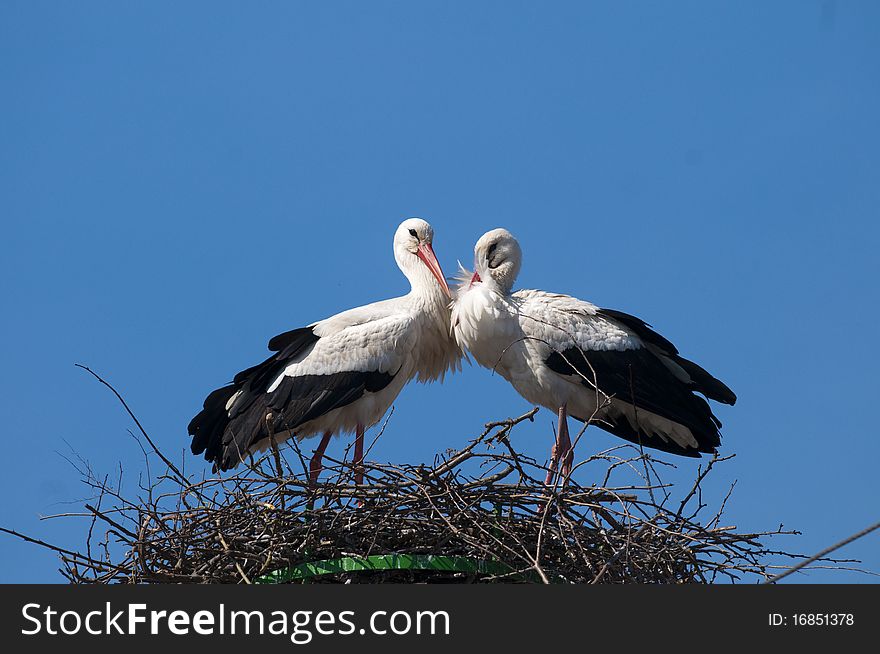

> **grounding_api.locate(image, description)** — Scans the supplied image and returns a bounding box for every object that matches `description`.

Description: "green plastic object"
[255,554,542,584]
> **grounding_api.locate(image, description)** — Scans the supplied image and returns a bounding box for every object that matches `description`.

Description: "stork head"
[394,218,452,298]
[471,228,522,295]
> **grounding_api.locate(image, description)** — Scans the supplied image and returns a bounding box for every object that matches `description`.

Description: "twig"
[763,520,880,584]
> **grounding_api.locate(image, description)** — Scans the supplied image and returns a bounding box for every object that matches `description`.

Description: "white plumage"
[452,228,736,481]
[189,218,461,483]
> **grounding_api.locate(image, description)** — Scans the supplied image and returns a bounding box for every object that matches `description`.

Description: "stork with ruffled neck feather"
[452,228,736,484]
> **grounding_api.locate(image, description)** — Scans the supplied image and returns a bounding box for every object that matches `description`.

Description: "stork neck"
[409,275,449,311]
[406,263,439,295]
[396,246,450,324]
[407,273,452,334]
[477,274,513,298]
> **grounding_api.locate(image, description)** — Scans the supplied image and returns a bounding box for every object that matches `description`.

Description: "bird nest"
[9,406,821,584]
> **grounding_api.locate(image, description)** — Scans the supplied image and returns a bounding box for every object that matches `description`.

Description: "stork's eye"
[408,228,418,239]
[487,243,498,256]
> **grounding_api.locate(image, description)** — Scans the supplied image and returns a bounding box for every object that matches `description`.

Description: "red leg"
[309,431,333,488]
[559,407,573,480]
[544,406,565,486]
[353,423,365,486]
[544,405,573,484]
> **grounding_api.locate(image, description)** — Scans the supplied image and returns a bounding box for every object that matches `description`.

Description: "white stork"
[189,218,461,485]
[451,228,736,483]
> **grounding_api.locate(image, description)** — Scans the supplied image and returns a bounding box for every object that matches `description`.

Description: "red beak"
[469,271,481,288]
[416,243,452,299]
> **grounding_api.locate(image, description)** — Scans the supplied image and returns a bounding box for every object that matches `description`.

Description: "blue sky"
[1,1,878,582]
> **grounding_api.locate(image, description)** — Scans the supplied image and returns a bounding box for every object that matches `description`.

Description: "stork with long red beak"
[189,218,461,486]
[452,228,736,485]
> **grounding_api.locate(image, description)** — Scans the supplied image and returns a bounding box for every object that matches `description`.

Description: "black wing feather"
[597,308,737,405]
[545,345,723,455]
[188,326,396,472]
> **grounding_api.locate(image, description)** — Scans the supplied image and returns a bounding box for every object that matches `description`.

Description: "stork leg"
[353,423,365,486]
[544,405,572,486]
[309,431,333,488]
[559,407,573,480]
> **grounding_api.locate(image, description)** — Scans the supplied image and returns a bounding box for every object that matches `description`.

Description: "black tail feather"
[598,306,737,405]
[188,327,320,471]
[672,354,737,405]
[188,385,241,467]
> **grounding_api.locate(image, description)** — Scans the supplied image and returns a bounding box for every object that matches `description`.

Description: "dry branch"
[0,365,859,583]
[7,407,838,584]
